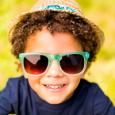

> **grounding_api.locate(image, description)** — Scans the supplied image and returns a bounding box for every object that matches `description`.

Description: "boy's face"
[24,28,84,104]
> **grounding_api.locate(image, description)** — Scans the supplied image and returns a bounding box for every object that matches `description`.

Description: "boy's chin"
[44,98,66,105]
[40,94,72,105]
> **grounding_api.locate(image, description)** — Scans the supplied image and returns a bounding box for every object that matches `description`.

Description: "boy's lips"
[44,84,66,88]
[43,83,67,92]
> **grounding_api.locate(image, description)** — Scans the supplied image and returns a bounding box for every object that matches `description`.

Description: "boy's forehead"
[25,29,83,53]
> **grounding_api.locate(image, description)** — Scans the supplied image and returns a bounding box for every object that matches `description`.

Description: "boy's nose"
[46,60,63,77]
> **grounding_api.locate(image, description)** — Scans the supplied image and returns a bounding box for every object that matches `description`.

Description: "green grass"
[0,0,115,106]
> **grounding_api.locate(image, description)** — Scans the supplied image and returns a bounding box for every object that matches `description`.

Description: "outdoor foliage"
[0,0,115,106]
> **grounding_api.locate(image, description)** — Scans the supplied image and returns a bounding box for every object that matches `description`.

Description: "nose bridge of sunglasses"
[49,54,62,62]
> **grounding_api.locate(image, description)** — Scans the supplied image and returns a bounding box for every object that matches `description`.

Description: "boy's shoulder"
[79,78,101,94]
[79,79,114,115]
[7,75,27,86]
[4,75,27,91]
[80,79,111,105]
[0,76,28,102]
[7,75,26,83]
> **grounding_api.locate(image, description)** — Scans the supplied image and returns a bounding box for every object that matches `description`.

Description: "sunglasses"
[19,52,90,77]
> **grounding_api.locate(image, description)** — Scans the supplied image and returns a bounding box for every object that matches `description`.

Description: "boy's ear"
[15,60,28,79]
[15,60,22,72]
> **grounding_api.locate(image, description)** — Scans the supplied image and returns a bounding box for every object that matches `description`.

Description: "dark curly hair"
[9,10,101,67]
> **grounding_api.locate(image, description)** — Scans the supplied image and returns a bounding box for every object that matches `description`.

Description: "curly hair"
[9,10,101,65]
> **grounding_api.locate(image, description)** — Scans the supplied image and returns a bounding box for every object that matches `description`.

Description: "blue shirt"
[0,76,115,115]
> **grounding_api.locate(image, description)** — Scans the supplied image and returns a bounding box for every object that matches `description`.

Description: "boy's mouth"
[43,84,67,92]
[44,84,66,89]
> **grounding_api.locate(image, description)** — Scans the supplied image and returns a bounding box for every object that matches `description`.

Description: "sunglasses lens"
[24,54,48,75]
[60,54,84,74]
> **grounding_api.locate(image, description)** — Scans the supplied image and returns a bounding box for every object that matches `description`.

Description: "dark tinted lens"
[24,54,48,75]
[60,54,84,74]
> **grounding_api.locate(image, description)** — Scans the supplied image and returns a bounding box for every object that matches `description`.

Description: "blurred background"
[0,0,115,105]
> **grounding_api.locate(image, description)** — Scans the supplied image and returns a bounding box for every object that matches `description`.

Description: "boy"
[0,0,115,115]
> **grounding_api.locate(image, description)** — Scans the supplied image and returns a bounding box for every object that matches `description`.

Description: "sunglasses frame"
[19,52,90,77]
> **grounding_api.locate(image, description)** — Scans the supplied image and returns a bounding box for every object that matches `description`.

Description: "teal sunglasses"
[19,52,90,76]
